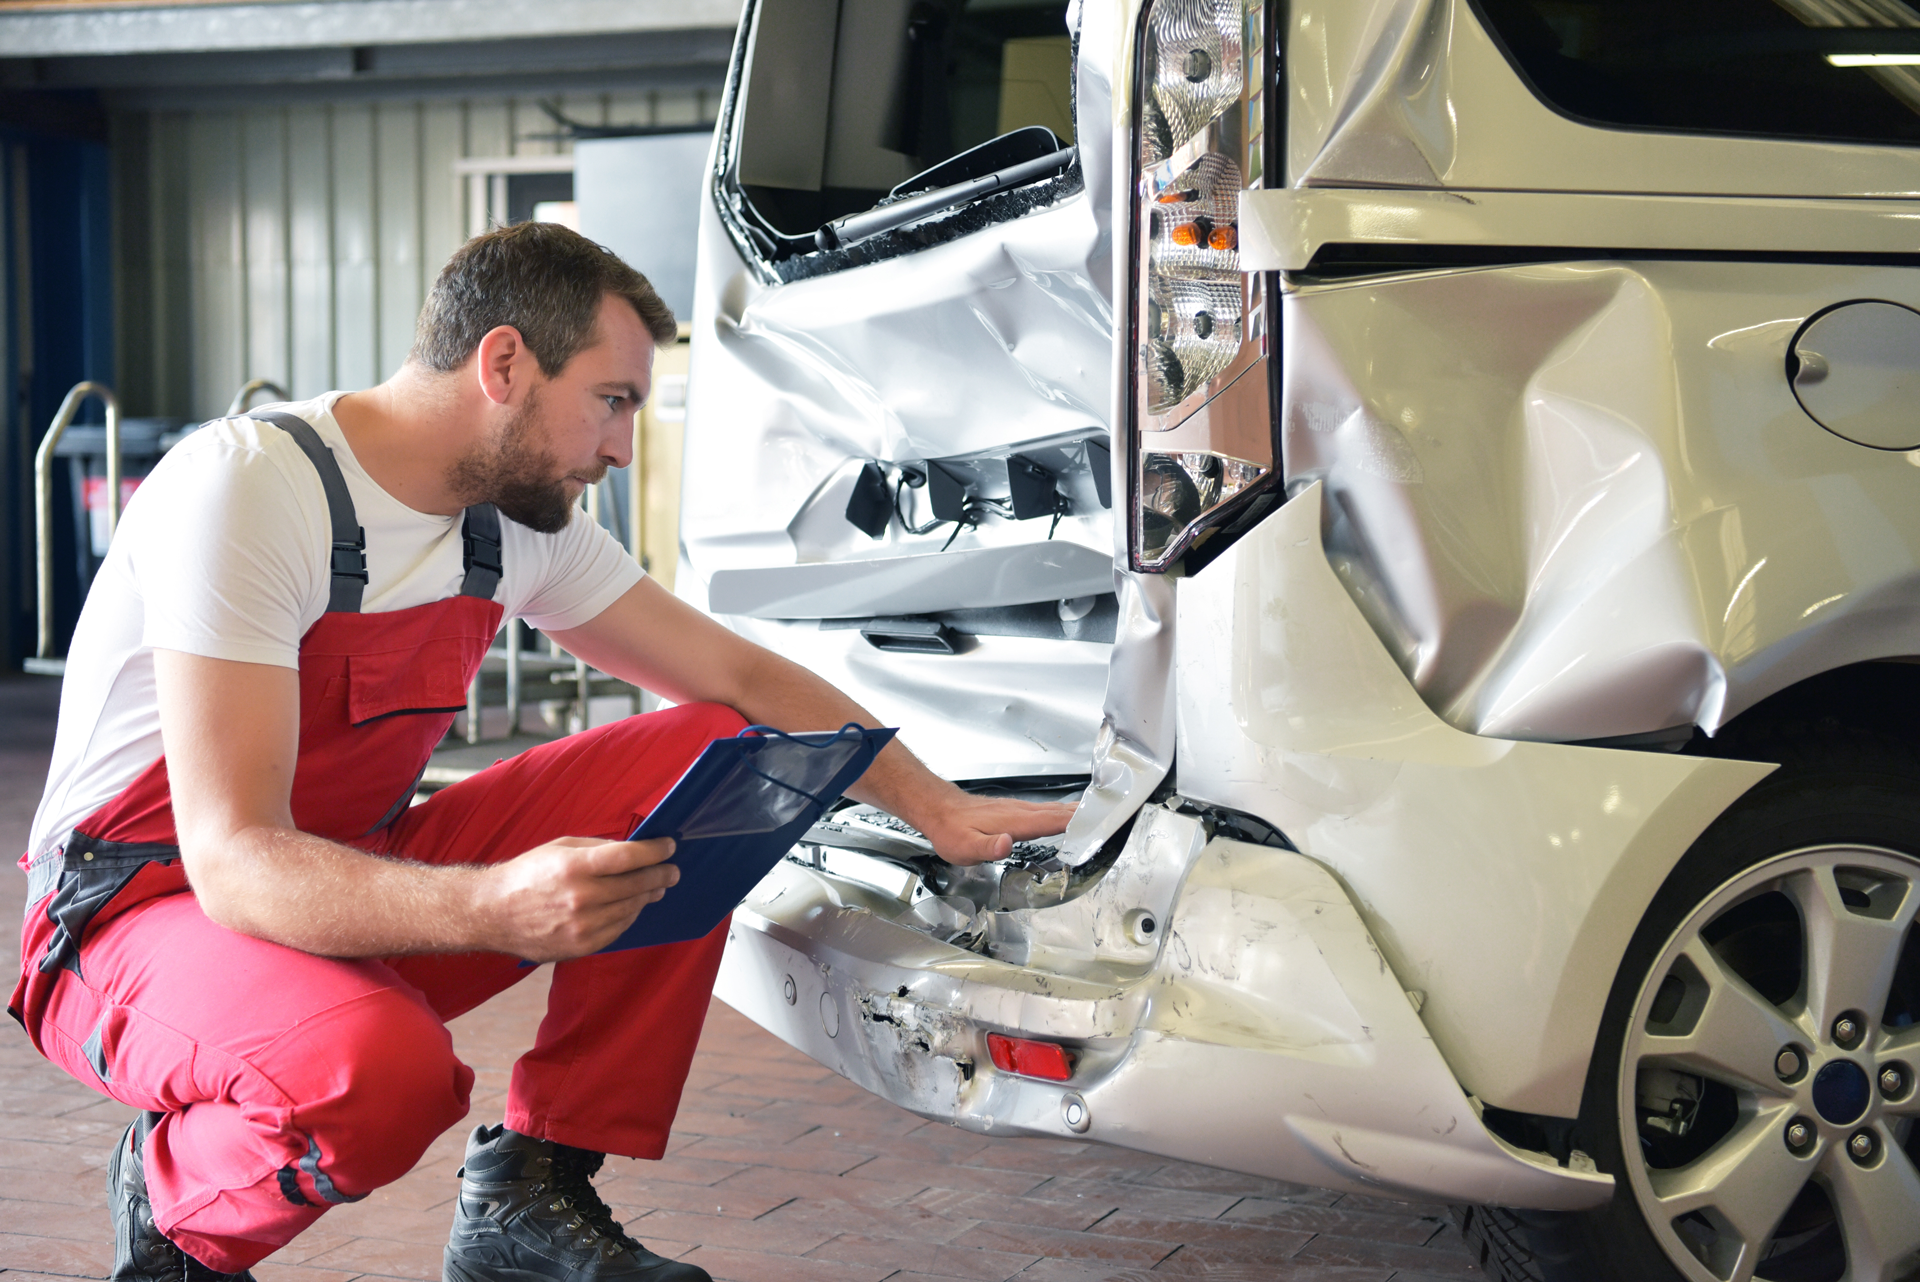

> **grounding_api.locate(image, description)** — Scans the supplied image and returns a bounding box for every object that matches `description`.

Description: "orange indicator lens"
[986,1033,1074,1081]
[1169,223,1203,247]
[1208,225,1238,251]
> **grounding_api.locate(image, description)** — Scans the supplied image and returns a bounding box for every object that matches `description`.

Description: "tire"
[1457,723,1920,1282]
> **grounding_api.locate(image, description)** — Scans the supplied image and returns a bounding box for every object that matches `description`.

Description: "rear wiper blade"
[815,145,1076,252]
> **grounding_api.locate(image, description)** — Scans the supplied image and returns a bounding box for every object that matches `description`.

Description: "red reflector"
[986,1033,1074,1081]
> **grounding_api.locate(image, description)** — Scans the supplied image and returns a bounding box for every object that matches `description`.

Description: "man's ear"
[474,325,530,407]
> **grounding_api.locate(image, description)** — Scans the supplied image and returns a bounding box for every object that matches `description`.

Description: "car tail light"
[986,1033,1075,1081]
[1129,0,1272,571]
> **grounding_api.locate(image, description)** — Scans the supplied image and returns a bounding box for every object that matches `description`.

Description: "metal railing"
[32,382,120,669]
[226,378,290,417]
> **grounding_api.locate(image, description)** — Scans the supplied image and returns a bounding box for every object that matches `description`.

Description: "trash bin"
[53,416,189,595]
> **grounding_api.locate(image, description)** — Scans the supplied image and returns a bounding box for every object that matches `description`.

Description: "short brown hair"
[411,222,677,377]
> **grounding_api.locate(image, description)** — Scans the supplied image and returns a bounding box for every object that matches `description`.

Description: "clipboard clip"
[734,722,870,806]
[677,723,884,841]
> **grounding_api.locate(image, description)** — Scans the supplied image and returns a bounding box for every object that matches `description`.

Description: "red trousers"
[20,702,746,1271]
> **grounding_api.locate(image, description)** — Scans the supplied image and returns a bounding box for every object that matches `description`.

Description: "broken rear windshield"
[727,0,1076,262]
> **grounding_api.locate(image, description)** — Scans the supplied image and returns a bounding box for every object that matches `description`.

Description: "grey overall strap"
[459,503,503,600]
[251,411,367,614]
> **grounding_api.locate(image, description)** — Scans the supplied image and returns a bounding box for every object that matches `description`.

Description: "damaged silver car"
[678,0,1920,1277]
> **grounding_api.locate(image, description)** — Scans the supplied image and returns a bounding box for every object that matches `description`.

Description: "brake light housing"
[986,1032,1076,1081]
[1128,0,1274,571]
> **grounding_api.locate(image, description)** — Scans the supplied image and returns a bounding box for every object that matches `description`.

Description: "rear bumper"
[716,809,1615,1211]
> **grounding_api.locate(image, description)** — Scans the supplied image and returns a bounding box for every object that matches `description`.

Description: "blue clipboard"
[596,722,897,952]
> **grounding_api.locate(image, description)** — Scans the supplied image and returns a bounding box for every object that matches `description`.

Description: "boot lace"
[548,1145,643,1260]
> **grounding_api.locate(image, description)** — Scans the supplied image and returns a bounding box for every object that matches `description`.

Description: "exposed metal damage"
[851,987,978,1110]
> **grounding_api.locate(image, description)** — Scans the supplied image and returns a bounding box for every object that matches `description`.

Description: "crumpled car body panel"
[1285,260,1920,742]
[1174,485,1775,1114]
[680,48,1124,778]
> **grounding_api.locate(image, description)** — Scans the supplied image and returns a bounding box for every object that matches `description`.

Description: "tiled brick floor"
[0,673,1481,1281]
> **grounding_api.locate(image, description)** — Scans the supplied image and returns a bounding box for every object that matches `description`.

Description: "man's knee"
[654,701,750,741]
[287,987,472,1196]
[595,701,750,772]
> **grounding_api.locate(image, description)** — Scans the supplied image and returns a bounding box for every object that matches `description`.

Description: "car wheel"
[1457,727,1920,1282]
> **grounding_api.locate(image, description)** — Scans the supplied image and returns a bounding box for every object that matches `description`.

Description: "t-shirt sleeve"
[511,513,646,632]
[129,434,326,669]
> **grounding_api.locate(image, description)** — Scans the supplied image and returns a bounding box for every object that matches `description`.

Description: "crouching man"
[14,223,1073,1282]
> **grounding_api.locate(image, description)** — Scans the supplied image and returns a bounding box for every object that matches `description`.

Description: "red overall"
[11,412,744,1272]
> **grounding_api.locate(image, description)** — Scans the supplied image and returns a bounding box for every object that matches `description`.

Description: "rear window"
[1471,0,1920,146]
[723,0,1078,275]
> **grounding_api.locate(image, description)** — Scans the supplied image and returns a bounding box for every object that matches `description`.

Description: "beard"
[447,387,604,535]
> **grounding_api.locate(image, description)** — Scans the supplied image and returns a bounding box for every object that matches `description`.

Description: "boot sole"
[444,1255,568,1282]
[444,1251,709,1282]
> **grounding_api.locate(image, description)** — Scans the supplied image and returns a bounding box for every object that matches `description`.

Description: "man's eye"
[604,395,623,412]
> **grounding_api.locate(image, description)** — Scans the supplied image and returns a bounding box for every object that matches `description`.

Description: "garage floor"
[0,674,1482,1282]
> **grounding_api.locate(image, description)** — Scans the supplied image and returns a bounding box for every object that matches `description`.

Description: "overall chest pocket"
[345,635,481,725]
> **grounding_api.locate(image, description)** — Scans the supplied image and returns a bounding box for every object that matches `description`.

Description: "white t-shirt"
[27,392,643,863]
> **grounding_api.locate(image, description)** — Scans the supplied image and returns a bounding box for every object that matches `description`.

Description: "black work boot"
[109,1111,257,1282]
[444,1125,711,1282]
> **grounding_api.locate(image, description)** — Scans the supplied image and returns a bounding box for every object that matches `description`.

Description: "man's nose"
[601,421,634,470]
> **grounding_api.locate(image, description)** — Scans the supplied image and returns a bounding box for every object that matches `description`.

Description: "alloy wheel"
[1620,846,1920,1282]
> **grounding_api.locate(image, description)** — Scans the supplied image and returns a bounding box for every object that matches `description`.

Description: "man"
[14,223,1073,1282]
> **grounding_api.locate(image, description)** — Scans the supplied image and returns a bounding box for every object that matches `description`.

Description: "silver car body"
[682,0,1920,1207]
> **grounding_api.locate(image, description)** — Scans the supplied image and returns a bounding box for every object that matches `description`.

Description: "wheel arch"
[1703,659,1920,760]
[1563,660,1920,1134]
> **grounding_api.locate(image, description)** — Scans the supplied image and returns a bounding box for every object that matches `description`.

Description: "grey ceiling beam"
[0,0,746,58]
[2,28,737,89]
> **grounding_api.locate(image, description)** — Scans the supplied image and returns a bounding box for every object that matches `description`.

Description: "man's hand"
[919,794,1078,867]
[474,836,680,962]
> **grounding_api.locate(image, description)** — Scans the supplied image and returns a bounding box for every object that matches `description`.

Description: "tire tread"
[1447,1205,1548,1282]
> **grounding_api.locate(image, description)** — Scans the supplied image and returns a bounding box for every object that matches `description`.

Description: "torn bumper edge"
[715,846,1615,1211]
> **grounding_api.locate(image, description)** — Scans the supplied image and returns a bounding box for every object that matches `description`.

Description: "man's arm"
[157,649,680,960]
[547,579,1076,865]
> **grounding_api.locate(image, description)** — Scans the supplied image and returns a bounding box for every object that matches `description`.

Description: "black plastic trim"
[818,595,1120,645]
[1297,242,1920,283]
[1169,796,1299,851]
